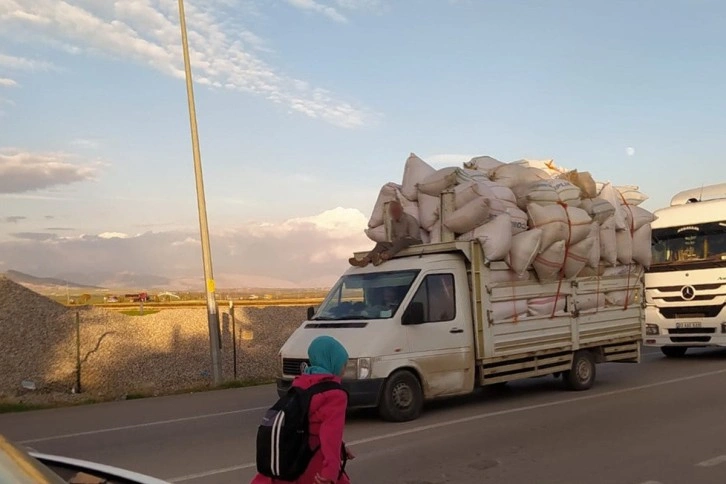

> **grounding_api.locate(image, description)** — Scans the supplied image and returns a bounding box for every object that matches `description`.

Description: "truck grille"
[670,336,711,343]
[658,305,723,319]
[655,283,723,292]
[667,328,716,334]
[282,358,309,376]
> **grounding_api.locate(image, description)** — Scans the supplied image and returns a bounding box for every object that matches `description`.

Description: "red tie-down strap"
[550,201,573,319]
[618,191,636,311]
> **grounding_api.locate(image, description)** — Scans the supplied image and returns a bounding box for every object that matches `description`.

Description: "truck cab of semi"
[644,183,726,356]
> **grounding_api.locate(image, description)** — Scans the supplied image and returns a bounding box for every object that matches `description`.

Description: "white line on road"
[167,367,726,482]
[19,406,269,445]
[696,454,726,467]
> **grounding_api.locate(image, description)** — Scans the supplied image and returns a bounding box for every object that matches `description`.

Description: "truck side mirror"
[307,306,315,320]
[402,302,424,325]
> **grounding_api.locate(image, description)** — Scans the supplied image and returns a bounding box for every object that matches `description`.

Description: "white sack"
[533,240,566,282]
[549,178,582,206]
[420,229,431,245]
[528,295,567,317]
[599,183,628,230]
[478,180,517,206]
[365,225,387,243]
[627,206,656,232]
[368,183,400,228]
[417,167,458,196]
[523,180,560,208]
[558,170,597,199]
[491,299,529,322]
[418,193,440,230]
[616,229,633,265]
[599,216,618,266]
[456,168,490,185]
[587,223,601,269]
[507,228,543,275]
[565,206,594,245]
[489,269,532,283]
[527,203,568,250]
[464,155,504,175]
[502,206,529,235]
[396,189,420,223]
[454,181,497,209]
[564,236,595,279]
[401,153,436,201]
[584,197,616,225]
[575,293,606,312]
[606,290,637,307]
[491,164,550,188]
[475,213,512,262]
[633,224,652,268]
[616,185,648,206]
[445,197,491,234]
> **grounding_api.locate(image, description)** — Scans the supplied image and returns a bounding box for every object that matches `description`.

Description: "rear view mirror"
[307,306,315,320]
[402,302,424,325]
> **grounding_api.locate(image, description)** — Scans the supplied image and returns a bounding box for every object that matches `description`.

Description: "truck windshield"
[313,270,420,321]
[651,221,726,272]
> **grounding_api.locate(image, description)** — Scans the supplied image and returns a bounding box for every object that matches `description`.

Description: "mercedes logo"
[681,285,696,301]
[299,362,309,373]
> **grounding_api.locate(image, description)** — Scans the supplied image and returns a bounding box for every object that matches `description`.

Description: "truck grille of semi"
[658,305,723,319]
[282,358,309,376]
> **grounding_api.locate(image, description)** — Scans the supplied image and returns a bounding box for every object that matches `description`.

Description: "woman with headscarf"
[251,336,353,484]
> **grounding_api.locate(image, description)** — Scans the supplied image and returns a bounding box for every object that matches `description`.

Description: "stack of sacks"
[365,153,656,314]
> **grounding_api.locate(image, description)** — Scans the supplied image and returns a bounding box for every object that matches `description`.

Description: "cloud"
[626,147,636,157]
[286,0,348,23]
[0,207,371,287]
[3,216,26,223]
[0,0,374,128]
[0,53,55,71]
[0,149,98,193]
[70,138,100,149]
[0,78,18,87]
[11,232,58,241]
[45,227,75,231]
[98,232,130,239]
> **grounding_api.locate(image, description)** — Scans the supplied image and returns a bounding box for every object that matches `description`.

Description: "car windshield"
[313,270,420,321]
[651,221,726,271]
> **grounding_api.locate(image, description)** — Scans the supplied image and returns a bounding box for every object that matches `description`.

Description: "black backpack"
[256,380,348,481]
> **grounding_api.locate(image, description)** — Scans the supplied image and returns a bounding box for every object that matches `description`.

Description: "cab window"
[408,274,456,323]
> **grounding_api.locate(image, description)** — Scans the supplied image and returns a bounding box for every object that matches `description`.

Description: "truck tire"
[378,370,423,422]
[563,351,596,391]
[661,346,688,358]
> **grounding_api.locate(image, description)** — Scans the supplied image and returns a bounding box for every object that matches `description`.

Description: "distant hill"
[2,270,104,290]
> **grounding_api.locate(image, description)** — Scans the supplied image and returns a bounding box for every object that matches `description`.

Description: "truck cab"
[644,184,726,356]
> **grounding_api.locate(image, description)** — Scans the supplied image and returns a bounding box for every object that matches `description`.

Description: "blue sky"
[1,0,725,287]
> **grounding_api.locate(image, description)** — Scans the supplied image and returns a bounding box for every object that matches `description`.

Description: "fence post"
[229,301,237,380]
[75,311,82,393]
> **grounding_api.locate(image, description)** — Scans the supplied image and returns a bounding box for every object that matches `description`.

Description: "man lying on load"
[350,201,422,267]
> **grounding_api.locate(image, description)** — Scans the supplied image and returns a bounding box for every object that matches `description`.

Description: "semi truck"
[644,183,726,356]
[277,194,645,422]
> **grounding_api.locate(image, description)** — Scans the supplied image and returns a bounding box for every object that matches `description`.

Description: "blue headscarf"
[304,336,349,376]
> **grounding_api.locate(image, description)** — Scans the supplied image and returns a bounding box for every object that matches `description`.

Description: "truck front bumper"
[643,334,726,347]
[276,378,385,409]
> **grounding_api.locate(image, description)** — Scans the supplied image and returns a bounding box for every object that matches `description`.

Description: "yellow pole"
[177,0,222,385]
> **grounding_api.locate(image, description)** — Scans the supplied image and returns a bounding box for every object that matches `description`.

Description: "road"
[1,347,726,484]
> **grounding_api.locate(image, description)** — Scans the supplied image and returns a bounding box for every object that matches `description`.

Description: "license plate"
[676,322,702,329]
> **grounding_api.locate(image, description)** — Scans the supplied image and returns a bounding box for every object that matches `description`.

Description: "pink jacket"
[251,374,350,484]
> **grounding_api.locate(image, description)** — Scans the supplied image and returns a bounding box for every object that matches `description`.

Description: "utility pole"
[177,0,223,385]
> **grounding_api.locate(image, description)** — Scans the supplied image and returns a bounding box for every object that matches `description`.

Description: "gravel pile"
[0,276,306,404]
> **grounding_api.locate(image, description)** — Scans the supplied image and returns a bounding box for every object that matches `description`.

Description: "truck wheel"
[563,351,596,391]
[661,346,688,358]
[378,370,423,422]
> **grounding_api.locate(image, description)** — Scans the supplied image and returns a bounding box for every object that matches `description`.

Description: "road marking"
[166,367,726,482]
[19,406,269,445]
[696,454,726,467]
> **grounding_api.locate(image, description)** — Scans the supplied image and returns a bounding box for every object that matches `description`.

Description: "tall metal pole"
[177,0,223,385]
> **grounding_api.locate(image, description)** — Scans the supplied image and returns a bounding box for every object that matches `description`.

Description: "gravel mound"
[0,276,306,403]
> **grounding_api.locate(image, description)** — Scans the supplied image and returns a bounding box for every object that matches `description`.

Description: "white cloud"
[98,232,130,239]
[286,0,348,23]
[0,149,98,193]
[626,147,635,157]
[0,0,374,128]
[0,78,18,87]
[0,207,371,287]
[0,53,55,71]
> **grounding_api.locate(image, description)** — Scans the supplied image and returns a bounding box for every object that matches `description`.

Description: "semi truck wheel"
[378,370,423,422]
[661,346,688,358]
[563,351,596,391]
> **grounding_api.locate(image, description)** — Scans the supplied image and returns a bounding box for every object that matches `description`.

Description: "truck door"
[402,272,474,397]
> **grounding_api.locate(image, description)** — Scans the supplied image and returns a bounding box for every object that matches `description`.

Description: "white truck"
[644,183,726,357]
[277,197,644,422]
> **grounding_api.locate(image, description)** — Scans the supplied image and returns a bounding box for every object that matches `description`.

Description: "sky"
[1,0,725,288]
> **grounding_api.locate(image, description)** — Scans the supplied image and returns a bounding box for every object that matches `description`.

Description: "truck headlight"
[645,324,659,336]
[357,358,371,380]
[721,323,726,334]
[342,358,372,380]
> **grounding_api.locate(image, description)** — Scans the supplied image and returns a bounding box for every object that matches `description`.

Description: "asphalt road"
[1,347,726,484]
